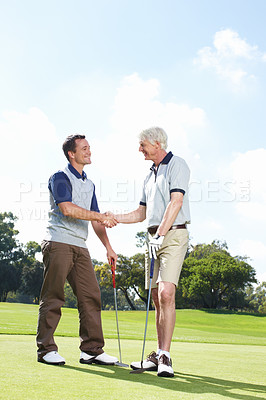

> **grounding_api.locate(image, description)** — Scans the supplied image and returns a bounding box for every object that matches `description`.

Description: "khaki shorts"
[145,228,189,289]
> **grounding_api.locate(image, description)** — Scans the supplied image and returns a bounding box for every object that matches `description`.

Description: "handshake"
[100,211,119,228]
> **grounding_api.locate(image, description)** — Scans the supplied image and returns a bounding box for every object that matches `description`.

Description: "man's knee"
[158,283,175,306]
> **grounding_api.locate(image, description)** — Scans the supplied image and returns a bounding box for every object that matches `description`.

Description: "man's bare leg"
[151,288,162,351]
[157,281,176,352]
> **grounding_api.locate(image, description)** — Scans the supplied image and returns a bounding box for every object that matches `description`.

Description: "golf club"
[130,256,154,374]
[111,259,129,368]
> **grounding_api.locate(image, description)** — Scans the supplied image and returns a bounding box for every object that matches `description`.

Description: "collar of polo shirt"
[150,151,173,172]
[68,163,87,181]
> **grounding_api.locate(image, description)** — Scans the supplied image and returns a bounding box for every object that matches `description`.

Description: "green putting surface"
[1,303,265,399]
[0,335,265,400]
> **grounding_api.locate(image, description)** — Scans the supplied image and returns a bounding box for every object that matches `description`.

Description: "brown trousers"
[36,241,104,358]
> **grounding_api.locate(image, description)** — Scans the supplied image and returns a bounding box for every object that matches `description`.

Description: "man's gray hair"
[139,127,168,150]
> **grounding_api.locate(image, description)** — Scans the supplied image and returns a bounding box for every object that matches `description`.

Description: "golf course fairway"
[0,303,265,399]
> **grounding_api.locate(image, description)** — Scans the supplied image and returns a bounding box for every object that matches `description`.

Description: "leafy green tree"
[94,259,115,310]
[0,212,19,256]
[135,231,147,248]
[0,264,20,302]
[6,291,33,304]
[130,253,146,305]
[188,240,229,260]
[95,253,147,310]
[20,241,43,303]
[64,283,78,308]
[0,212,24,301]
[245,282,266,313]
[133,232,153,309]
[95,255,135,310]
[180,241,257,309]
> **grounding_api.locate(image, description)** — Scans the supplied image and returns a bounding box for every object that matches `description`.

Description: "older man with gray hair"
[114,127,190,377]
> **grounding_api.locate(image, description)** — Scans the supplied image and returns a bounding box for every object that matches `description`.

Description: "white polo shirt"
[140,151,191,228]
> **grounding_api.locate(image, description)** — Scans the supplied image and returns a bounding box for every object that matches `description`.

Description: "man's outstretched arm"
[111,204,146,224]
[59,202,118,228]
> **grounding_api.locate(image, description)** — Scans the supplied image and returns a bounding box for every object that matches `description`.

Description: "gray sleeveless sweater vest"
[45,166,95,248]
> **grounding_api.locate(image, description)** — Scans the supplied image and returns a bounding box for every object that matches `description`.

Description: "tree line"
[0,212,265,313]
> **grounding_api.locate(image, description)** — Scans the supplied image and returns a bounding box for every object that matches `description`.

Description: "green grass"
[0,335,265,400]
[0,303,266,399]
[0,302,265,345]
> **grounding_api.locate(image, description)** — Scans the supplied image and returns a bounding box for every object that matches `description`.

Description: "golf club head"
[129,360,146,374]
[115,361,129,367]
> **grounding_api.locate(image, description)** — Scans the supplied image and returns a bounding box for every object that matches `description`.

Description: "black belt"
[148,224,187,235]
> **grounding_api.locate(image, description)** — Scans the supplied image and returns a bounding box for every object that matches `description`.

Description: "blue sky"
[1,0,265,282]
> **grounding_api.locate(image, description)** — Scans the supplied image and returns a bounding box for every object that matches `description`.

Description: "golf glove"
[148,234,164,259]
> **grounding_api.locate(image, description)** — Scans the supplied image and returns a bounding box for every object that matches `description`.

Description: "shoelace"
[159,354,171,366]
[146,351,158,361]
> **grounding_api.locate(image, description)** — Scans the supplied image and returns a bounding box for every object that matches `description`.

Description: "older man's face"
[139,140,159,161]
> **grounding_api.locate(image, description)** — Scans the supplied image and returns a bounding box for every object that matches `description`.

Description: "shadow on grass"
[62,364,266,400]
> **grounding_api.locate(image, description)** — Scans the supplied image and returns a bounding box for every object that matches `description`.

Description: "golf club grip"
[150,257,154,279]
[111,267,116,289]
[111,259,116,289]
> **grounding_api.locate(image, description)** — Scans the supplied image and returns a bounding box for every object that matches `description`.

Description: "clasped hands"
[101,211,118,228]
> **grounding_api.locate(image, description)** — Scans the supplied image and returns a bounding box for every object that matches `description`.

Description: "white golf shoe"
[157,354,174,377]
[80,351,118,365]
[130,351,159,371]
[39,351,65,365]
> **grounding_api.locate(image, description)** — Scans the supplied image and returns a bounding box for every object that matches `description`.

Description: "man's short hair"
[62,134,86,161]
[139,127,168,150]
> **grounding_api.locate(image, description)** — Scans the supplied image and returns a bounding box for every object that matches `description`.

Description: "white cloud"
[211,148,266,283]
[203,218,223,231]
[0,107,58,143]
[213,29,258,59]
[111,73,206,135]
[257,272,266,284]
[0,107,60,176]
[236,202,266,222]
[91,73,207,212]
[0,107,59,243]
[228,148,266,221]
[237,240,266,261]
[230,148,266,186]
[233,239,266,284]
[110,73,206,157]
[194,29,266,87]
